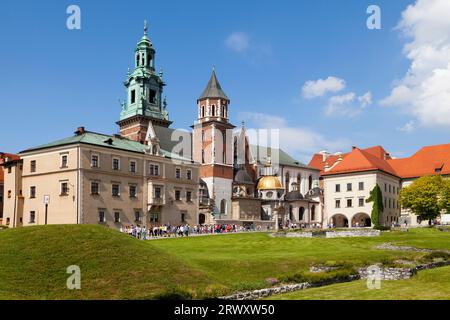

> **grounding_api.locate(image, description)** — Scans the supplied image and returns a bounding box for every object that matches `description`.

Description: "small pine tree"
[366,184,384,228]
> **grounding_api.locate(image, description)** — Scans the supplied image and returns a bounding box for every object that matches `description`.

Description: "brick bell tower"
[192,68,235,217]
[117,20,172,143]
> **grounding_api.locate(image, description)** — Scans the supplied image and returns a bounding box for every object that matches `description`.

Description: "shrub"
[423,251,450,261]
[374,226,391,231]
[153,287,193,300]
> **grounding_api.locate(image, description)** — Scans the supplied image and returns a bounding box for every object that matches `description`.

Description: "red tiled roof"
[0,152,20,183]
[308,143,450,179]
[388,143,450,179]
[321,148,398,177]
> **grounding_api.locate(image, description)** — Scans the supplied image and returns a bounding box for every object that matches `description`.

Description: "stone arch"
[199,214,206,225]
[329,214,348,228]
[299,207,305,221]
[352,212,371,227]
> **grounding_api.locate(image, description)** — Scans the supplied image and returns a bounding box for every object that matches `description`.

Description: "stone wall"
[325,229,380,238]
[358,266,415,280]
[285,232,313,238]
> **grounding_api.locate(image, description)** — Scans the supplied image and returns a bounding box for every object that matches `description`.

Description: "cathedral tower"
[192,69,235,217]
[117,21,171,143]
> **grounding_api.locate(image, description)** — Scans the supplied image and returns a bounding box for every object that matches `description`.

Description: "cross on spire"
[144,20,148,36]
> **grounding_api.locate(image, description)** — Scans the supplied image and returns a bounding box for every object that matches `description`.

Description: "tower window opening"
[131,90,136,104]
[136,54,140,67]
[212,105,216,117]
[149,89,156,104]
[201,105,205,118]
[221,106,225,117]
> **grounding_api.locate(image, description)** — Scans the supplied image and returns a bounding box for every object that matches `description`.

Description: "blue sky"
[1,0,449,163]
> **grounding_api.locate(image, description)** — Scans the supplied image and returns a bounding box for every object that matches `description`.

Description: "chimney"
[352,146,357,150]
[75,127,85,136]
[384,152,391,160]
[319,150,330,162]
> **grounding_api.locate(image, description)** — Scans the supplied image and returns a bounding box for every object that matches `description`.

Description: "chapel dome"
[257,176,283,190]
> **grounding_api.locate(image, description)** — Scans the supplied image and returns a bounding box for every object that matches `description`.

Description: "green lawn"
[1,225,450,299]
[268,265,450,300]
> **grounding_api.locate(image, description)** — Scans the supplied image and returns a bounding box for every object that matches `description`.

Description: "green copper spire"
[119,21,169,123]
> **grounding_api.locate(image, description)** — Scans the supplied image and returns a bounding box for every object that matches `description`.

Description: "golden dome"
[257,176,284,190]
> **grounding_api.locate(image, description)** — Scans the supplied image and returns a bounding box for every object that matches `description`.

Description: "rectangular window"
[131,90,136,104]
[359,198,364,207]
[30,160,36,173]
[114,211,120,223]
[154,187,162,199]
[98,210,105,223]
[347,199,352,207]
[60,182,69,195]
[129,185,137,198]
[358,182,364,191]
[61,154,68,168]
[175,190,181,201]
[129,160,136,173]
[91,182,99,195]
[335,184,340,192]
[30,186,36,198]
[150,212,159,223]
[134,211,141,222]
[29,211,36,223]
[389,185,392,193]
[347,183,352,192]
[335,199,341,208]
[389,198,391,209]
[385,183,387,192]
[112,184,120,197]
[175,168,181,179]
[149,164,160,176]
[181,212,186,223]
[112,158,120,171]
[186,191,192,202]
[187,169,192,180]
[7,167,11,173]
[8,190,12,198]
[91,155,99,168]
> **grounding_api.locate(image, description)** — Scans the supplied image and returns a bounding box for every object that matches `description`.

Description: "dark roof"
[198,70,229,101]
[285,191,304,201]
[20,130,192,162]
[305,187,322,198]
[250,145,318,171]
[234,168,254,184]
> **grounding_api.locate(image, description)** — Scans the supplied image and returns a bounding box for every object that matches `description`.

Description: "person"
[141,226,147,240]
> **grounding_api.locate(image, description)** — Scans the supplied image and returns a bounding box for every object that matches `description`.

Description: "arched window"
[201,106,205,118]
[211,105,216,117]
[297,174,301,187]
[308,175,313,190]
[299,207,305,221]
[285,172,290,193]
[221,106,225,117]
[220,199,226,214]
[311,205,315,221]
[202,150,205,164]
[136,54,140,67]
[289,206,293,221]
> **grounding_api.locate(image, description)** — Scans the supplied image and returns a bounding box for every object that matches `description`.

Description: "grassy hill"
[1,225,450,299]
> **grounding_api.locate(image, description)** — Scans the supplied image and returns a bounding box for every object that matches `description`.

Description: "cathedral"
[1,22,323,230]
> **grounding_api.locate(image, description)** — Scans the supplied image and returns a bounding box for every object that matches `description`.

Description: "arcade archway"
[352,213,371,227]
[329,214,348,228]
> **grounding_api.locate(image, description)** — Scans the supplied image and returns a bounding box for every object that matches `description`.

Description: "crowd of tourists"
[119,223,265,239]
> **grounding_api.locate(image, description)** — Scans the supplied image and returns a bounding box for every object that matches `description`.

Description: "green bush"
[374,226,391,231]
[153,287,193,300]
[423,251,450,261]
[279,266,357,285]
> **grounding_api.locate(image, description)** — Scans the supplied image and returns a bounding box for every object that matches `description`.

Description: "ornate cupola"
[117,20,171,143]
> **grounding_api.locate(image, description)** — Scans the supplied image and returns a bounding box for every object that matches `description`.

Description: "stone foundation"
[325,229,380,238]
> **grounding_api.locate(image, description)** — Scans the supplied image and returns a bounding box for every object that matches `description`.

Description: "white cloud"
[239,112,349,162]
[381,0,450,127]
[225,32,250,53]
[302,76,346,99]
[397,120,416,133]
[325,91,372,117]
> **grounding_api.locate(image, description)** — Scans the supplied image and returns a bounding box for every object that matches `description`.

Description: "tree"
[366,184,383,228]
[399,175,449,225]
